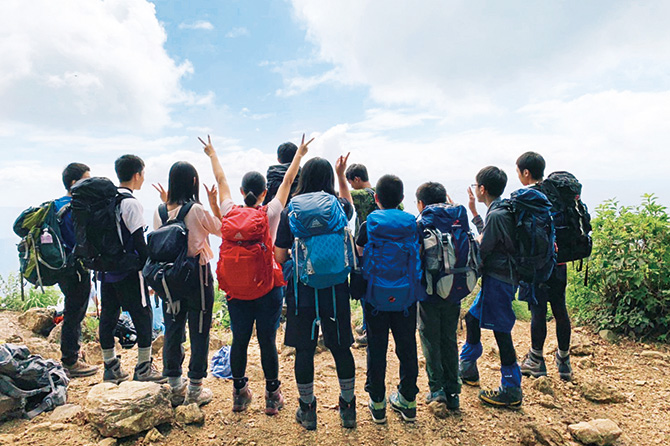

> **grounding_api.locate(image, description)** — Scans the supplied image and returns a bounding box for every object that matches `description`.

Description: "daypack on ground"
[13,202,71,290]
[0,343,68,419]
[362,209,422,312]
[218,205,283,300]
[143,202,197,315]
[114,313,138,348]
[417,203,481,302]
[540,172,592,263]
[70,177,140,272]
[507,188,556,288]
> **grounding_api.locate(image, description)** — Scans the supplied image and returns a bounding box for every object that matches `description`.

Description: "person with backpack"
[516,152,589,382]
[149,160,222,407]
[356,174,422,424]
[263,141,301,205]
[274,152,357,430]
[203,134,310,415]
[415,181,480,414]
[459,166,523,408]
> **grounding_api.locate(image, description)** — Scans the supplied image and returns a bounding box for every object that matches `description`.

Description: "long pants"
[58,267,91,366]
[418,299,461,395]
[465,312,517,366]
[529,264,571,352]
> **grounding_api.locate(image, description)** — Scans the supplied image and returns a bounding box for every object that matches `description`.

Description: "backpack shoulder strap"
[55,202,71,221]
[175,201,195,222]
[158,203,169,225]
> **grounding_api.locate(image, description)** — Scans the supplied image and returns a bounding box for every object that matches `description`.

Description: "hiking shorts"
[468,275,517,334]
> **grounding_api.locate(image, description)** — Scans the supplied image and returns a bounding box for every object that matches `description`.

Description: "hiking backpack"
[70,177,140,272]
[362,209,422,312]
[217,205,282,300]
[143,202,198,315]
[540,172,592,264]
[417,204,481,302]
[507,188,556,288]
[13,201,71,291]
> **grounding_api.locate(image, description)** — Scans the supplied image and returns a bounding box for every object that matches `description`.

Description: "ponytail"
[241,171,266,207]
[244,191,258,207]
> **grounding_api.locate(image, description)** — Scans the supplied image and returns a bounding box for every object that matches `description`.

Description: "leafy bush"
[212,285,230,330]
[0,272,62,312]
[567,194,670,340]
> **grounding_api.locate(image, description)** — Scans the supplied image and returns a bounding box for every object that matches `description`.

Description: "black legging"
[530,299,571,352]
[465,312,517,366]
[295,345,355,384]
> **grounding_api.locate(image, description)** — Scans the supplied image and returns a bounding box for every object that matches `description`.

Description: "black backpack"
[143,202,197,317]
[70,177,141,272]
[540,172,592,263]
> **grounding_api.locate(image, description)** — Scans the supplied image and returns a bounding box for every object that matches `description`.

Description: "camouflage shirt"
[351,188,377,237]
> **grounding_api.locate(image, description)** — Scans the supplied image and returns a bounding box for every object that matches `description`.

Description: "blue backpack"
[507,188,556,297]
[417,204,481,303]
[362,209,422,312]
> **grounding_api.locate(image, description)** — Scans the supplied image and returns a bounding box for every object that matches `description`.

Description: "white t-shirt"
[220,197,283,243]
[118,187,145,234]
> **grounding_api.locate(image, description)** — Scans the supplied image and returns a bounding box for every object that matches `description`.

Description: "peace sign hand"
[152,183,168,203]
[198,135,215,157]
[297,133,314,157]
[335,152,350,177]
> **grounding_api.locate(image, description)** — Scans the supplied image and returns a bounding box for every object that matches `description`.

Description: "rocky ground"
[0,309,669,446]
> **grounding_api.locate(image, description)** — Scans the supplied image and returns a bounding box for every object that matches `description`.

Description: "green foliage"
[211,285,230,330]
[567,194,670,340]
[81,316,100,342]
[0,272,62,312]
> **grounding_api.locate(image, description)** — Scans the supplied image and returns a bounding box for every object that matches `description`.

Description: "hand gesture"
[297,133,314,157]
[198,135,215,157]
[204,183,218,203]
[335,152,350,177]
[467,186,478,216]
[446,192,454,205]
[152,183,168,203]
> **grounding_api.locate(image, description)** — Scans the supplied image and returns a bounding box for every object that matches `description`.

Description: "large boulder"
[568,419,622,446]
[85,381,174,438]
[47,322,63,343]
[579,381,627,404]
[18,308,55,335]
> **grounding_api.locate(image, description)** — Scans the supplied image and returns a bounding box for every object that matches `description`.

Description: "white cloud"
[178,20,214,31]
[225,27,249,38]
[0,0,195,133]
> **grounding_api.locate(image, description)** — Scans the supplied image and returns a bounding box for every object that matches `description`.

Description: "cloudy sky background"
[1,0,669,277]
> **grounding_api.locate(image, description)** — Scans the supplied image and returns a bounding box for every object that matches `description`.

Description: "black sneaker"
[459,360,480,387]
[478,386,522,409]
[103,357,129,384]
[389,391,416,422]
[339,396,356,429]
[445,393,460,412]
[133,358,168,383]
[555,352,573,381]
[520,352,547,378]
[295,398,317,430]
[368,398,387,424]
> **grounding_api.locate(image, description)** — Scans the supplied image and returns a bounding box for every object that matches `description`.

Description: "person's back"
[345,163,376,237]
[263,142,300,205]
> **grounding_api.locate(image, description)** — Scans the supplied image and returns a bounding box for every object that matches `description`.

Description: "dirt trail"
[1,310,669,446]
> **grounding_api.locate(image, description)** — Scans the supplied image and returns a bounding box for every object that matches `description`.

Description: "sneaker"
[184,386,213,407]
[64,358,99,378]
[103,357,129,384]
[232,385,253,412]
[445,393,460,412]
[133,359,168,383]
[555,352,573,381]
[265,387,284,415]
[295,398,317,430]
[425,389,447,405]
[520,352,547,378]
[368,398,387,424]
[459,360,480,387]
[389,391,416,422]
[170,379,187,407]
[339,396,356,429]
[478,386,522,409]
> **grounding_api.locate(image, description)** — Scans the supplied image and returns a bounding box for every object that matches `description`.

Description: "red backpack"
[217,206,284,300]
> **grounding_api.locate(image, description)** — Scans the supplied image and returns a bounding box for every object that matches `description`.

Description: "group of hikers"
[15,135,592,430]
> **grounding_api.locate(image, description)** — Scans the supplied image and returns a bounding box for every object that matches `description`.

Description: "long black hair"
[167,161,200,204]
[294,157,337,196]
[241,171,266,207]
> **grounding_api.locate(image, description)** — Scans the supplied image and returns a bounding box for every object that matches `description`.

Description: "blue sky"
[1,0,670,278]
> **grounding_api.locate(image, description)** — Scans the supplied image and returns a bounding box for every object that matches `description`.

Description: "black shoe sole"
[390,404,416,422]
[478,394,522,409]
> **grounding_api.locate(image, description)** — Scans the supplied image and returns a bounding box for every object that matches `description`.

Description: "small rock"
[175,403,205,425]
[50,423,69,431]
[50,404,83,422]
[24,338,61,360]
[598,330,618,343]
[18,307,56,335]
[27,422,53,433]
[427,401,449,419]
[580,381,627,404]
[48,322,63,343]
[98,439,118,446]
[144,428,164,443]
[151,335,164,356]
[576,357,594,369]
[634,380,647,386]
[571,343,595,356]
[281,346,296,357]
[532,376,555,396]
[568,419,622,446]
[640,350,665,360]
[521,422,567,446]
[538,394,562,409]
[81,342,104,365]
[4,334,23,344]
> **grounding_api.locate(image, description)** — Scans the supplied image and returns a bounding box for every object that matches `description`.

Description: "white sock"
[137,347,151,365]
[102,348,116,364]
[558,349,570,358]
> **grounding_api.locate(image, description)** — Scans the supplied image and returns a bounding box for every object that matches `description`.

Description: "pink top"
[220,197,284,243]
[152,203,221,265]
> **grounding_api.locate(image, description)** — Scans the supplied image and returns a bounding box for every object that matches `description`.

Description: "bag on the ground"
[210,346,233,379]
[114,312,138,349]
[507,188,556,287]
[70,177,140,272]
[217,205,282,300]
[0,343,69,419]
[143,202,198,315]
[362,209,422,312]
[417,203,481,302]
[13,202,71,289]
[540,171,592,263]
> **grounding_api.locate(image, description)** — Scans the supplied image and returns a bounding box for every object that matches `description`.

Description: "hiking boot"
[170,379,187,407]
[555,352,573,381]
[520,352,547,378]
[133,359,167,383]
[389,391,416,422]
[64,358,99,378]
[265,387,284,415]
[103,357,129,384]
[478,386,522,409]
[232,384,253,412]
[355,325,366,336]
[425,389,447,405]
[459,359,480,387]
[445,393,460,412]
[368,398,387,424]
[355,333,368,346]
[295,398,317,430]
[339,396,356,428]
[184,386,213,407]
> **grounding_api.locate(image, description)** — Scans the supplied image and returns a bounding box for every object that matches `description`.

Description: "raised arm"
[335,152,352,205]
[199,135,232,202]
[274,134,313,207]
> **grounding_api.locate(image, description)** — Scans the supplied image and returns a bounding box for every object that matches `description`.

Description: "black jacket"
[472,198,516,284]
[263,164,300,205]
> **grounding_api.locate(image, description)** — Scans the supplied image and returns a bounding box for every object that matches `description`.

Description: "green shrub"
[0,272,62,312]
[567,194,670,341]
[212,286,230,330]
